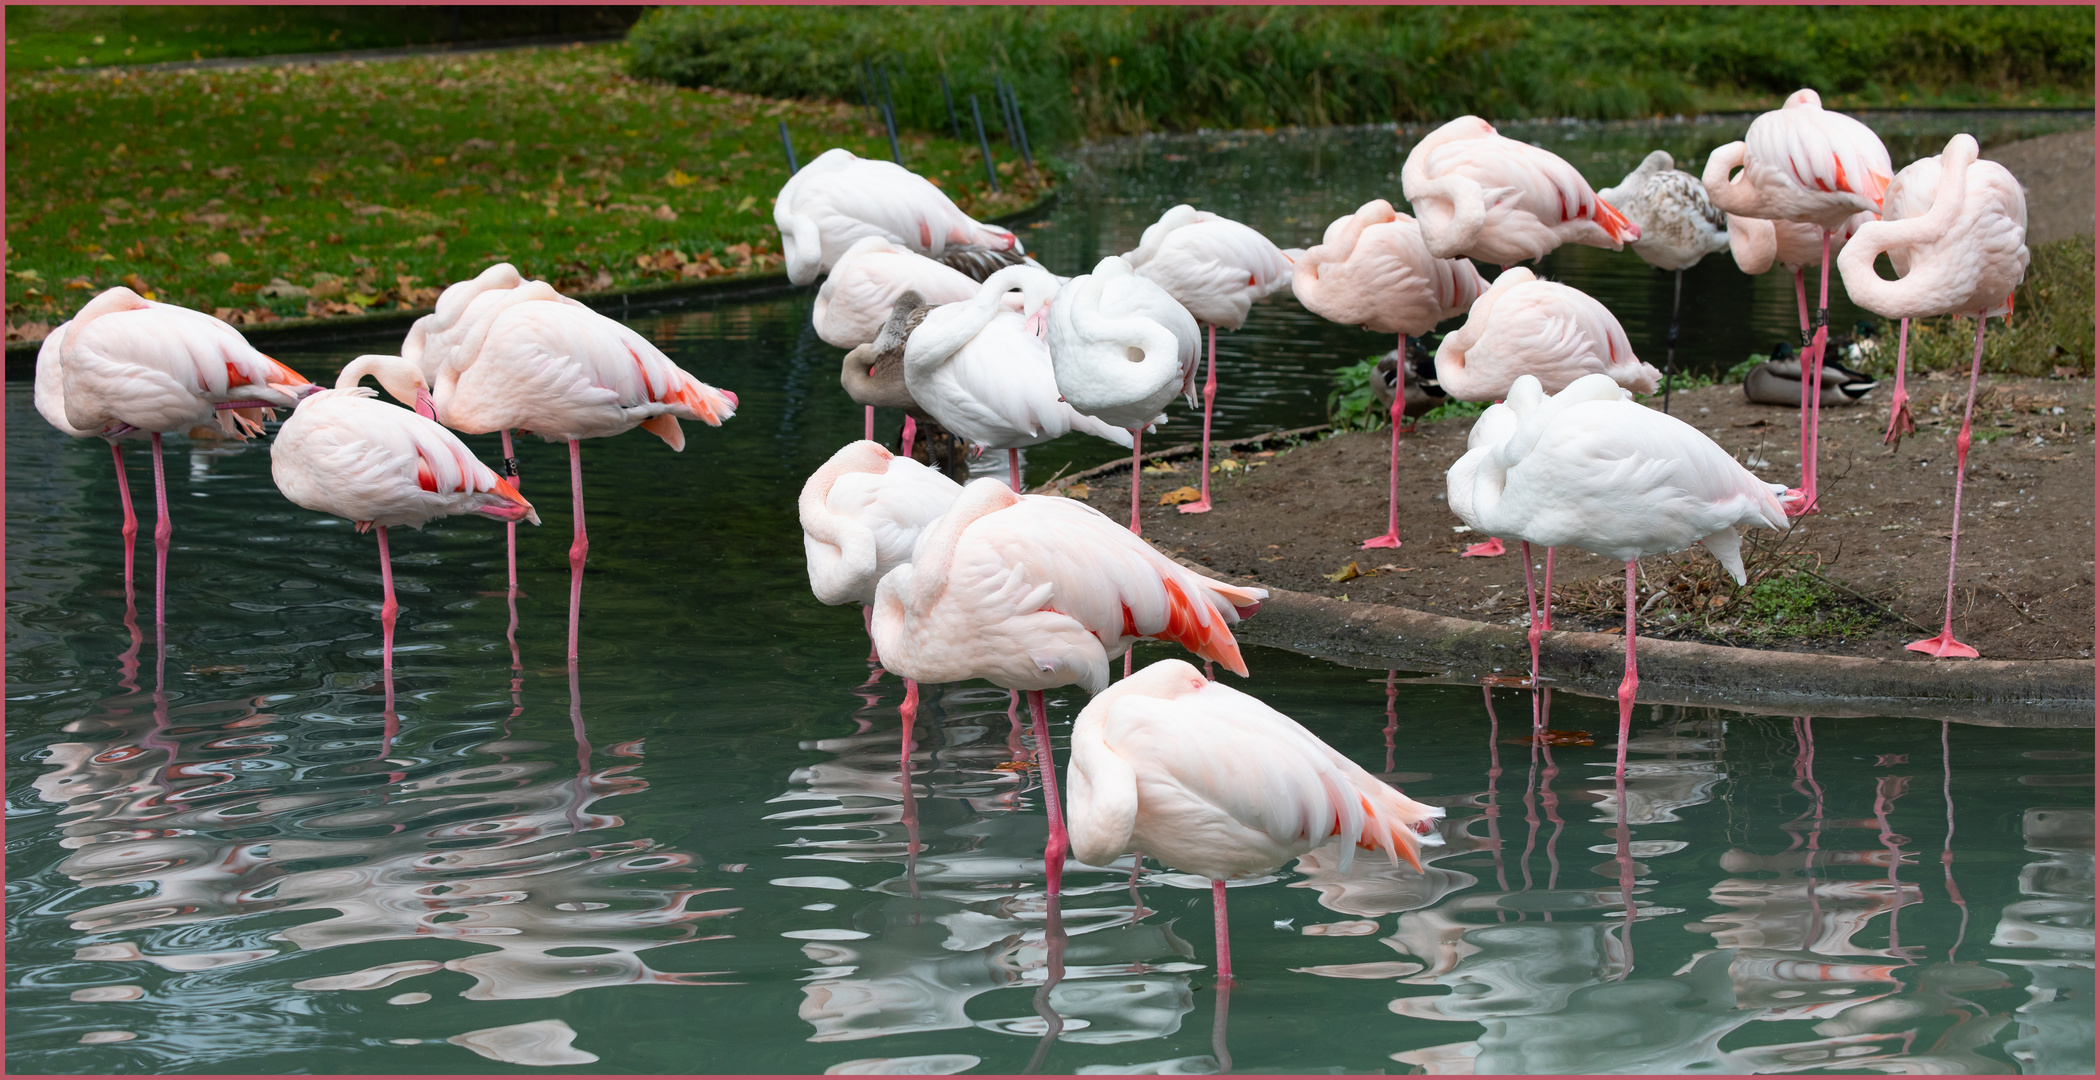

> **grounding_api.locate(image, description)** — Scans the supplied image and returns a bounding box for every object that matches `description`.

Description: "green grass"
[1887,234,2096,378]
[3,43,1052,339]
[5,6,640,72]
[628,6,2093,145]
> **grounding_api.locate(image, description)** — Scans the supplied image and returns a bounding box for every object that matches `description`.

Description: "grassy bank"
[4,43,1051,341]
[1894,234,2095,379]
[628,6,2094,144]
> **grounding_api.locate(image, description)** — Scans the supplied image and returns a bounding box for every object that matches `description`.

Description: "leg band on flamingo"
[1028,689,1069,896]
[1908,316,1986,659]
[1180,324,1218,515]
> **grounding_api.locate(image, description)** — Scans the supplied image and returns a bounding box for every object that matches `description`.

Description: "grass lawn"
[4,42,1054,341]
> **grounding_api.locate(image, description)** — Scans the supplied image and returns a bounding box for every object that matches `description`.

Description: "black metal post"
[1006,79,1035,168]
[939,70,962,141]
[969,95,1000,193]
[1662,268,1682,414]
[878,65,903,164]
[996,76,1021,155]
[856,61,879,125]
[778,120,798,174]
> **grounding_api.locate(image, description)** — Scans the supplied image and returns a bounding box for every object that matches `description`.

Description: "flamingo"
[1065,658,1443,981]
[269,355,538,673]
[1597,150,1732,411]
[34,286,318,624]
[839,292,970,477]
[1837,133,2028,659]
[403,263,738,659]
[813,236,984,351]
[775,147,1021,286]
[1045,254,1202,534]
[869,479,1267,895]
[1704,88,1892,514]
[1121,204,1293,516]
[1725,210,1877,477]
[902,264,1131,492]
[1290,198,1488,549]
[1447,373,1796,775]
[1401,115,1641,268]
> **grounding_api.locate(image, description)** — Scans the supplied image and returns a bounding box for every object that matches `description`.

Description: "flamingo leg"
[901,415,917,459]
[150,432,170,629]
[1883,318,1916,446]
[1541,548,1553,633]
[1615,560,1638,779]
[1613,758,1636,979]
[567,439,587,662]
[1008,448,1022,493]
[1805,229,1833,511]
[864,404,875,443]
[1661,269,1682,415]
[1128,427,1143,534]
[1180,323,1218,515]
[1028,689,1068,896]
[1908,316,1986,658]
[1211,878,1234,983]
[500,430,519,597]
[1361,335,1405,549]
[863,605,880,665]
[1522,540,1540,685]
[111,441,138,602]
[376,525,397,674]
[1211,970,1234,1073]
[899,678,919,778]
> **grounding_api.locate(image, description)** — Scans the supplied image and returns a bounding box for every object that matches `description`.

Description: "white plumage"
[774,148,1021,286]
[1433,268,1662,401]
[800,440,964,608]
[1597,151,1731,273]
[1122,204,1292,329]
[1045,255,1201,432]
[1290,199,1486,335]
[811,236,984,350]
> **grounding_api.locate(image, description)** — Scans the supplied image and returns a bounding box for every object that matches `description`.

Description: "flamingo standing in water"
[903,264,1131,492]
[1290,198,1488,548]
[1402,116,1641,269]
[1447,373,1795,775]
[775,147,1021,286]
[869,479,1266,895]
[1597,150,1731,411]
[1704,88,1892,514]
[813,237,1003,445]
[270,355,539,672]
[1122,204,1293,516]
[1045,254,1203,534]
[34,287,318,624]
[1838,133,2028,658]
[1065,659,1443,981]
[402,263,738,659]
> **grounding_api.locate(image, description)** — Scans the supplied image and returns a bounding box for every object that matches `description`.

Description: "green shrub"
[1895,234,2095,378]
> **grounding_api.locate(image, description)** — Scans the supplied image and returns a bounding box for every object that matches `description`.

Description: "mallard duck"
[1742,341,1878,408]
[1369,335,1447,424]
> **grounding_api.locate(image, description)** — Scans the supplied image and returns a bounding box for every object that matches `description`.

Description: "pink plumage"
[774,148,1020,286]
[1123,204,1292,329]
[800,440,963,608]
[1402,116,1641,267]
[1703,89,1892,229]
[1726,211,1874,276]
[1290,199,1487,336]
[1432,267,1661,401]
[811,236,983,349]
[1838,134,2028,321]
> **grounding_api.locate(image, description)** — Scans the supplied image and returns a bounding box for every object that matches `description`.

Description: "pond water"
[7,112,2092,1074]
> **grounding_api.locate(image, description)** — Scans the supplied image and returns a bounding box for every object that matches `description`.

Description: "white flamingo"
[775,148,1021,286]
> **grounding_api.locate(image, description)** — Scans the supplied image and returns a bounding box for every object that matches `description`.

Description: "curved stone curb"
[1180,560,2094,728]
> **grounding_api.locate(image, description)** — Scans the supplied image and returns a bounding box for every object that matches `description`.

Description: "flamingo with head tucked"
[34,286,318,624]
[1838,133,2028,659]
[1290,198,1488,549]
[1597,150,1731,411]
[1045,254,1203,533]
[1122,204,1293,516]
[775,148,1021,286]
[271,355,539,673]
[1704,89,1892,514]
[1402,115,1641,269]
[870,478,1267,896]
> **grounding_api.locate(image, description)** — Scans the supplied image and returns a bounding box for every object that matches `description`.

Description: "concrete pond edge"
[1175,559,2094,729]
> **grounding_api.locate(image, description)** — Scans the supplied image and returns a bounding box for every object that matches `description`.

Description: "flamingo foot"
[1780,488,1816,518]
[1906,630,1980,659]
[1361,532,1402,550]
[1882,395,1916,446]
[1178,497,1213,515]
[1461,537,1506,558]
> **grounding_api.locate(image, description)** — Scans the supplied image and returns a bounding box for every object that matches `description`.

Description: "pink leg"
[1522,541,1540,684]
[1180,324,1217,515]
[111,441,139,603]
[1884,318,1916,446]
[1806,230,1833,510]
[900,679,919,776]
[377,525,397,674]
[1124,650,1134,678]
[1029,689,1068,896]
[1383,669,1398,774]
[864,404,875,443]
[1793,268,1812,496]
[1128,428,1143,534]
[150,432,170,628]
[1461,536,1506,558]
[500,430,519,597]
[1211,879,1233,983]
[1541,548,1554,632]
[1908,317,1986,658]
[901,415,917,459]
[863,605,880,665]
[1361,364,1404,550]
[1008,448,1022,492]
[1615,560,1638,778]
[567,440,587,662]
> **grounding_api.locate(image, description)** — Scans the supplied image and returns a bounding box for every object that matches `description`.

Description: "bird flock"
[34,89,2027,986]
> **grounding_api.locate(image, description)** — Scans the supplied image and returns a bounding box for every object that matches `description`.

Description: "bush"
[1895,234,2095,378]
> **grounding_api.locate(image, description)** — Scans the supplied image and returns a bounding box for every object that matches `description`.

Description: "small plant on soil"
[1551,530,1893,647]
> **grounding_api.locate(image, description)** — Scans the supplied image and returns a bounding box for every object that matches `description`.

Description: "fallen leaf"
[1214,458,1242,473]
[121,272,153,295]
[206,251,232,266]
[1141,461,1181,474]
[1158,485,1201,506]
[1326,561,1362,583]
[652,203,678,221]
[1063,483,1090,500]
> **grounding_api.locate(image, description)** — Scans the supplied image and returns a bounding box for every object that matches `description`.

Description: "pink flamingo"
[1044,254,1203,534]
[1402,115,1641,269]
[869,479,1266,895]
[270,355,538,673]
[1290,199,1488,549]
[812,236,985,441]
[1065,658,1442,981]
[775,147,1020,286]
[1838,133,2027,658]
[33,287,318,625]
[1725,211,1876,475]
[404,264,738,659]
[1704,88,1892,514]
[1435,267,1663,565]
[1122,204,1293,516]
[1447,373,1795,775]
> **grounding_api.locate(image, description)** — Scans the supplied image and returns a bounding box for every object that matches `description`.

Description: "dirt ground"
[1064,374,2095,662]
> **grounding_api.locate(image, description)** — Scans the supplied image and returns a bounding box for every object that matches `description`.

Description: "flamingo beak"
[414,387,439,421]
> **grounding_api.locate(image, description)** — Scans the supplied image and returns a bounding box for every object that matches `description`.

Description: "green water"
[8,113,2093,1074]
